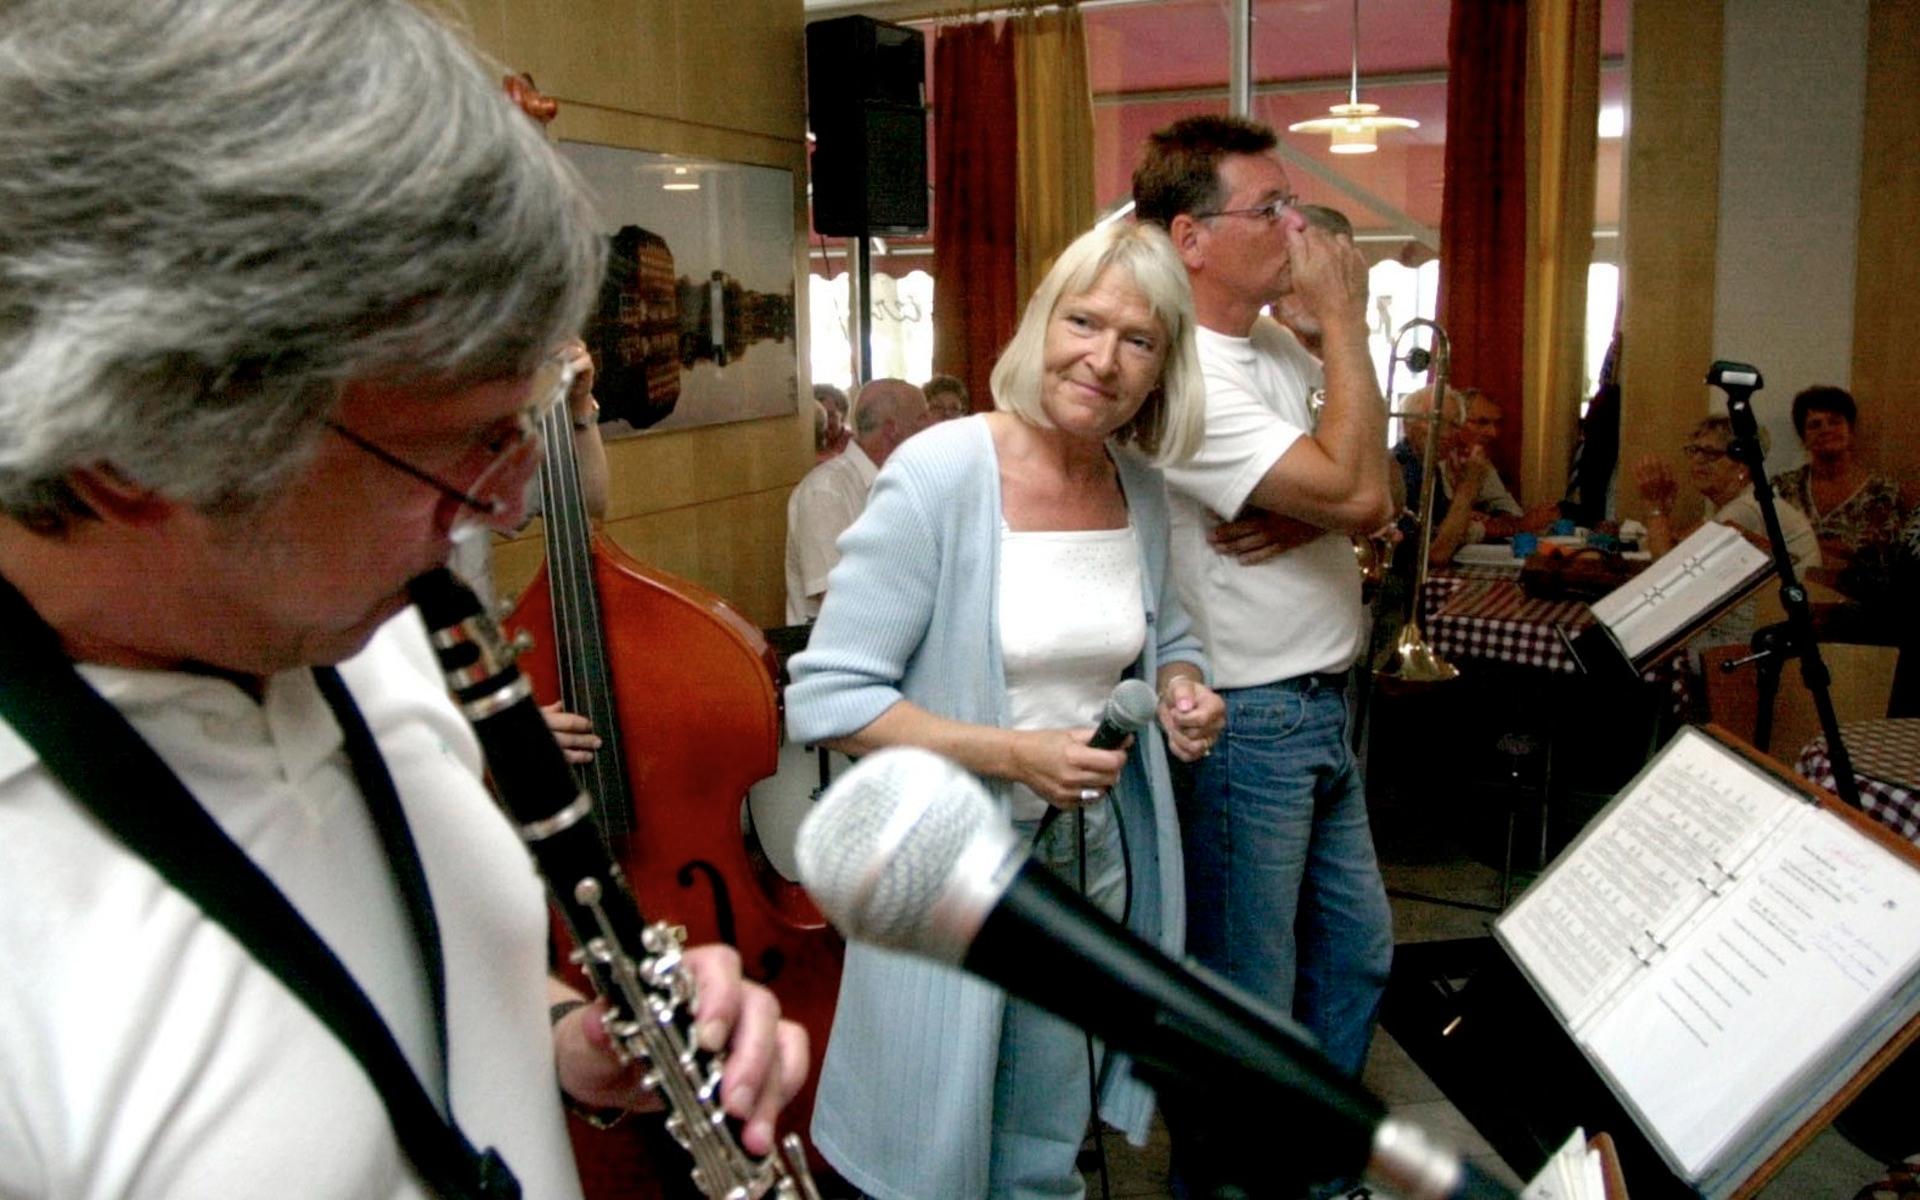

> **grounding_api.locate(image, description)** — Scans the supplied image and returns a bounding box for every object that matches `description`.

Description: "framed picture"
[558,141,798,438]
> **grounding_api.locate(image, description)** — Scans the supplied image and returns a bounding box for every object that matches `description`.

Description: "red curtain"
[932,22,1019,412]
[1437,0,1529,490]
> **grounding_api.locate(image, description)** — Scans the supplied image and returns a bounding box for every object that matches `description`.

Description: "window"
[808,269,935,390]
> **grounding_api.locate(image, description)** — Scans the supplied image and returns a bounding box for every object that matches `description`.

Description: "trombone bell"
[1375,621,1460,687]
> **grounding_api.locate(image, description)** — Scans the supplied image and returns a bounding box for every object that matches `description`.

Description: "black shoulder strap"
[0,576,519,1200]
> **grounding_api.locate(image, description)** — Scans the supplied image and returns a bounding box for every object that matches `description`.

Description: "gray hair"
[1400,385,1471,424]
[989,222,1205,465]
[812,382,850,418]
[0,0,605,531]
[1295,203,1355,239]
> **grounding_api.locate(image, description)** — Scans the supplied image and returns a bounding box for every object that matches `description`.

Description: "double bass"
[497,76,839,1194]
[505,356,842,1194]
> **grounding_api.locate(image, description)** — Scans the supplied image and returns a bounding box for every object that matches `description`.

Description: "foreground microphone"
[1087,678,1158,750]
[796,748,1512,1200]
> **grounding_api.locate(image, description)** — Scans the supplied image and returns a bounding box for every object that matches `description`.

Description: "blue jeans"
[1180,673,1393,1076]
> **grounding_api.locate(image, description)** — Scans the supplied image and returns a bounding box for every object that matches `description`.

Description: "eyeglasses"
[326,357,576,532]
[1193,193,1298,224]
[1681,443,1730,462]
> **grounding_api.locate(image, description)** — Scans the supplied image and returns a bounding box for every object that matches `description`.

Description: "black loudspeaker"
[806,16,928,237]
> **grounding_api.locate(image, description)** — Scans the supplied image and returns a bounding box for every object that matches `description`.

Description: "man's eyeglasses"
[1192,193,1298,224]
[325,357,576,532]
[1681,443,1731,462]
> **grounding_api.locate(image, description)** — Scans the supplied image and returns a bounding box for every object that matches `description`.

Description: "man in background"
[1274,203,1354,361]
[1397,385,1557,566]
[1134,114,1395,1196]
[784,378,928,623]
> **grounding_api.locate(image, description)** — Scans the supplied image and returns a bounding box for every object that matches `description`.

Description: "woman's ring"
[1078,787,1101,803]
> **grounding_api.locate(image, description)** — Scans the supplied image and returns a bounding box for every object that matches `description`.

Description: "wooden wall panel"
[675,2,807,141]
[494,488,791,625]
[1618,1,1722,523]
[1852,0,1920,483]
[468,1,812,630]
[512,0,681,117]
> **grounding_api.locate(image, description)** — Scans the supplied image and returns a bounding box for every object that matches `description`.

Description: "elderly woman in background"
[787,220,1225,1200]
[1769,385,1908,604]
[1636,416,1820,569]
[1636,416,1821,657]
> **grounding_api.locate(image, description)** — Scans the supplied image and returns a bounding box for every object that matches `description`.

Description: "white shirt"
[1160,317,1365,687]
[0,613,582,1200]
[1715,488,1821,573]
[998,524,1147,820]
[785,442,880,623]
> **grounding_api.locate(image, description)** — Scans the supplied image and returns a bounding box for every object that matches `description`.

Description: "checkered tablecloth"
[1795,718,1920,844]
[1419,577,1593,673]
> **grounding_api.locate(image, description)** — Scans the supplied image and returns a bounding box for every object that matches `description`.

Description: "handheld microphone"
[795,747,1513,1200]
[1087,678,1158,750]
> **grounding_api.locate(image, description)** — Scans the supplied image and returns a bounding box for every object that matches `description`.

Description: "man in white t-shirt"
[0,3,805,1195]
[1133,115,1396,1193]
[785,377,929,623]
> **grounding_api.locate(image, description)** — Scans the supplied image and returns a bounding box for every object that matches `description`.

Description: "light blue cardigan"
[786,415,1205,1200]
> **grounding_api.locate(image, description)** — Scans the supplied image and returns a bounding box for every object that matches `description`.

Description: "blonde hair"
[988,222,1205,465]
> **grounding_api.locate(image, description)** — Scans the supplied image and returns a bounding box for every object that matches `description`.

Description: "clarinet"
[408,568,821,1200]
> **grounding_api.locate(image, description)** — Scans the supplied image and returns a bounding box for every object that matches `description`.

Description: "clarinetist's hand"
[551,946,810,1154]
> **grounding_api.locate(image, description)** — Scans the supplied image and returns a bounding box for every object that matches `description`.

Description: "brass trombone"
[1374,318,1460,687]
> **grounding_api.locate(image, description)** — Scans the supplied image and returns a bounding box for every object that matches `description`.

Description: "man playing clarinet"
[0,1,805,1195]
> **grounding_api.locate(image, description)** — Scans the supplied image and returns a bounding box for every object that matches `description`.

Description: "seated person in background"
[1396,384,1557,565]
[1635,416,1821,655]
[1768,385,1909,605]
[783,378,928,623]
[813,382,851,461]
[922,372,971,421]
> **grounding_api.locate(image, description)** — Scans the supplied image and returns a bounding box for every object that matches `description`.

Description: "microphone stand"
[1707,361,1861,808]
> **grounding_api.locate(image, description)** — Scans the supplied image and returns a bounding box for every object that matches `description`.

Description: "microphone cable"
[1075,804,1114,1200]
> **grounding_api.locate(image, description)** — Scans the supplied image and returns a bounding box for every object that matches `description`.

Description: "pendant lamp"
[1287,0,1419,155]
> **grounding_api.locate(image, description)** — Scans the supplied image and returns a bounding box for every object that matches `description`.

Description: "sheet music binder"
[1560,523,1776,682]
[1494,725,1920,1200]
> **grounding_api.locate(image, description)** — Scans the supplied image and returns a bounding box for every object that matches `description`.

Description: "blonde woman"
[788,221,1225,1200]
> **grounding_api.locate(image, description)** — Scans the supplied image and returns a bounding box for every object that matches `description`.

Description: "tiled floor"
[1081,847,1888,1200]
